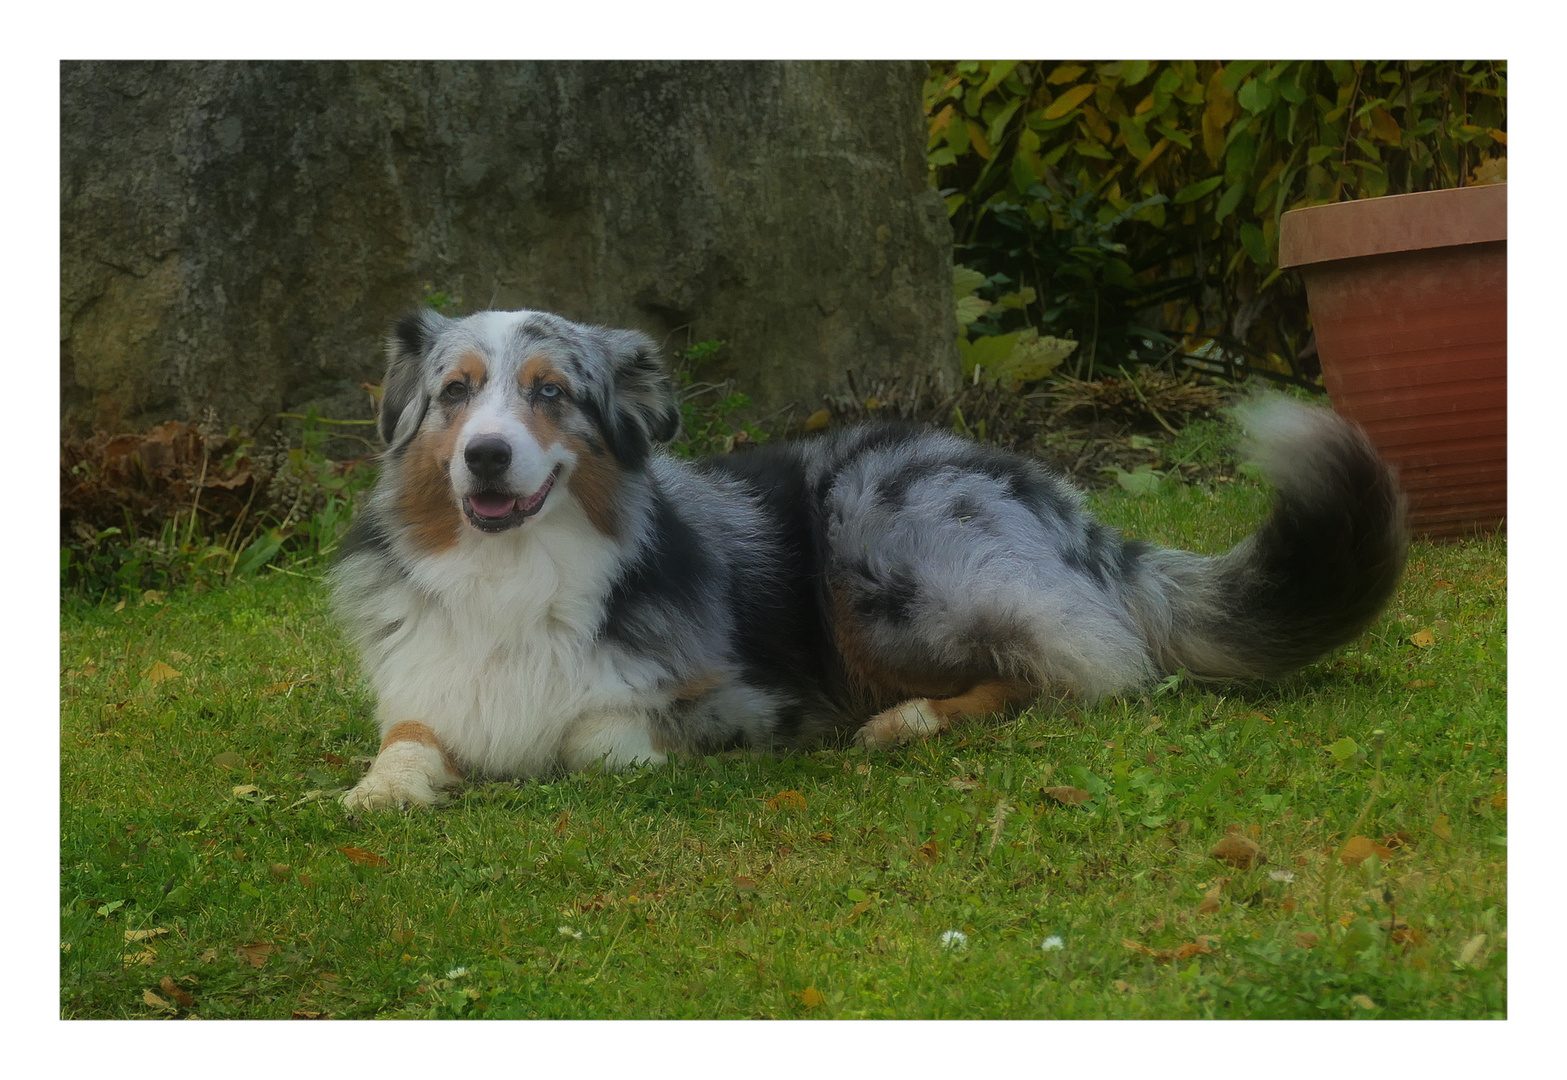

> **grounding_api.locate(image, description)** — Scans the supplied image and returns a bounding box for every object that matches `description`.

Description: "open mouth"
[462,467,559,533]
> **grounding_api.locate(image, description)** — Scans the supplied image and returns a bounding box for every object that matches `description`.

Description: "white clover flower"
[1268,870,1296,883]
[1041,936,1065,951]
[557,926,584,939]
[940,930,968,949]
[445,966,470,979]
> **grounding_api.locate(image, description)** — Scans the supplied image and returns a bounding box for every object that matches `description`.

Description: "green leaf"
[1152,122,1193,149]
[1010,153,1037,195]
[952,265,989,300]
[1173,175,1224,204]
[1118,117,1153,161]
[1123,60,1151,87]
[1239,222,1270,267]
[1236,78,1274,114]
[1220,61,1260,93]
[1215,181,1245,221]
[977,61,1020,100]
[986,97,1023,150]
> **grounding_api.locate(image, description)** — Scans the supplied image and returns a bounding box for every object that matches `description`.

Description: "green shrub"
[927,61,1506,378]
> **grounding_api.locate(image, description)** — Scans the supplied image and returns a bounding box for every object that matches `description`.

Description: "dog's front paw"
[341,772,449,811]
[341,736,459,811]
[854,699,943,749]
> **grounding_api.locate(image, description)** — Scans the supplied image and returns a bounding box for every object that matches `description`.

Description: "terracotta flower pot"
[1279,183,1506,540]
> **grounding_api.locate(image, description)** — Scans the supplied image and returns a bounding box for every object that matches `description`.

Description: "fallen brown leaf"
[1196,879,1226,915]
[1210,834,1267,869]
[337,845,390,867]
[1294,932,1320,949]
[1339,835,1393,867]
[1042,786,1091,805]
[159,976,195,1008]
[236,941,276,968]
[143,989,175,1012]
[1432,814,1454,842]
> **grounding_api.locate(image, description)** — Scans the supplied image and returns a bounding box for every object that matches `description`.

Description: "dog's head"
[377,309,680,547]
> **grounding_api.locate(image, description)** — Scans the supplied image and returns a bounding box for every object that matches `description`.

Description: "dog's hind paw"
[854,699,944,749]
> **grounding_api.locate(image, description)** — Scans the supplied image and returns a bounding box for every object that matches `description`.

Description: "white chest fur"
[362,513,641,777]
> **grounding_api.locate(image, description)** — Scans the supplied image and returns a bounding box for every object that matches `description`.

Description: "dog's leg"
[560,712,667,772]
[854,681,1032,749]
[342,720,463,810]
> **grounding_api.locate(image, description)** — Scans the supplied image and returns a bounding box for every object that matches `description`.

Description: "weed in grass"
[59,476,1504,1019]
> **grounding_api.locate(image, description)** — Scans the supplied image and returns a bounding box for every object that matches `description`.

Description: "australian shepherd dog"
[334,308,1407,810]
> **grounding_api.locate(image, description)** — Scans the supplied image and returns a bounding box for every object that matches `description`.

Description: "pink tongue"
[469,494,519,518]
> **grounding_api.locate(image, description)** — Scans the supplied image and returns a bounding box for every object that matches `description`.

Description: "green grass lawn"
[59,477,1506,1019]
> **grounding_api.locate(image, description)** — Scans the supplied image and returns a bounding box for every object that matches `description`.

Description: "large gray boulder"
[61,61,955,444]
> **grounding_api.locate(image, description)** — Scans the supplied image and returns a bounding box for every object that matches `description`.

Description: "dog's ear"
[596,329,681,468]
[380,310,449,450]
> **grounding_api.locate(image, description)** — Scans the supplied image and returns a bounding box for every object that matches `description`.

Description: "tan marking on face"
[519,354,565,393]
[380,719,463,777]
[517,354,568,449]
[563,433,622,536]
[452,352,488,388]
[395,421,463,555]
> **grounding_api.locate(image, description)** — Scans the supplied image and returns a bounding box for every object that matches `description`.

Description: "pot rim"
[1279,183,1506,269]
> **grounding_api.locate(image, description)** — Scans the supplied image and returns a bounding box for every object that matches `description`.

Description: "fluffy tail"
[1129,396,1409,680]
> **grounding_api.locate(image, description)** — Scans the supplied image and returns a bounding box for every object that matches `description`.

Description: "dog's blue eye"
[539,384,561,399]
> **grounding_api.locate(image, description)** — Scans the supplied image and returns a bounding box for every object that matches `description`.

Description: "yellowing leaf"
[145,661,182,685]
[803,410,830,433]
[800,986,824,1008]
[1043,83,1097,121]
[1046,65,1088,85]
[1351,993,1377,1010]
[1410,629,1435,648]
[1367,105,1400,145]
[1432,814,1453,842]
[143,988,175,1011]
[766,789,807,812]
[123,927,170,943]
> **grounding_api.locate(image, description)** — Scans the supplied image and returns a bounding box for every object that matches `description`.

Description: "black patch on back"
[1063,521,1128,586]
[698,443,847,741]
[953,445,1076,524]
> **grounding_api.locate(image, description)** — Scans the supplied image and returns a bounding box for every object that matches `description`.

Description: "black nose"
[464,435,512,482]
